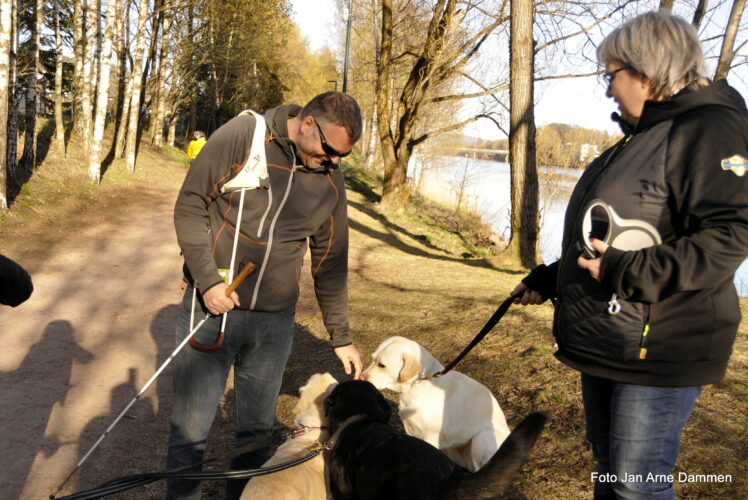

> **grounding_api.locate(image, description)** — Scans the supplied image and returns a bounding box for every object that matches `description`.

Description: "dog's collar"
[323,414,366,451]
[291,425,327,438]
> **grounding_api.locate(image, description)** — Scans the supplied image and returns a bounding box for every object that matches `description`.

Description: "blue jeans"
[166,287,295,500]
[582,373,702,500]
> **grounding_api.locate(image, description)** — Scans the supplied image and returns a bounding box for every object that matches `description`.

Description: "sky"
[290,0,746,140]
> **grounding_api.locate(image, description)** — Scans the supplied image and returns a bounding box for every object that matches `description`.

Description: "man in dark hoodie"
[512,11,748,500]
[169,92,363,499]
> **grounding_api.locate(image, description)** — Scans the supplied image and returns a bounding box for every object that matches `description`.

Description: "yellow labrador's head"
[292,372,338,427]
[362,336,444,392]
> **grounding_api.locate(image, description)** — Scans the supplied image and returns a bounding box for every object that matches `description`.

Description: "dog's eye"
[378,363,386,368]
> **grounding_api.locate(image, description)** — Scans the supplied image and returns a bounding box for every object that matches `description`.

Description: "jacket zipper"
[249,153,298,310]
[638,304,652,360]
[257,186,273,238]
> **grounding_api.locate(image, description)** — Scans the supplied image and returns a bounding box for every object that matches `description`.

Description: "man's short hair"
[300,92,363,143]
[597,10,709,98]
[193,131,205,139]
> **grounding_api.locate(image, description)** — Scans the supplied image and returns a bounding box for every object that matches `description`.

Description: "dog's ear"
[324,390,339,418]
[399,353,421,383]
[376,390,392,420]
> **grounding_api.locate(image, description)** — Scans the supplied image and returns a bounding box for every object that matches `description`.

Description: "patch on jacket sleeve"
[721,154,748,177]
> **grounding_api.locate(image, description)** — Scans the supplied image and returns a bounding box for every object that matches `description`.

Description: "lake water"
[408,155,748,296]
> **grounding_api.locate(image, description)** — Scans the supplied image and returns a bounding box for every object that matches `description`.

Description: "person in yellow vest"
[186,131,207,160]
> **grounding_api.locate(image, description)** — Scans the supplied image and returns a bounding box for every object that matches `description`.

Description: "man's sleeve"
[0,254,33,307]
[601,105,748,302]
[174,115,255,294]
[309,172,351,347]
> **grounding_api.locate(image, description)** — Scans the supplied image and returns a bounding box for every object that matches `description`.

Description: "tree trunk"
[75,0,95,148]
[114,0,131,159]
[714,0,746,80]
[150,12,173,148]
[88,0,117,183]
[20,0,41,172]
[6,0,18,189]
[124,0,150,173]
[507,0,539,267]
[72,0,84,133]
[658,0,674,11]
[167,115,176,146]
[54,0,66,155]
[0,0,11,208]
[692,0,708,27]
[111,0,127,154]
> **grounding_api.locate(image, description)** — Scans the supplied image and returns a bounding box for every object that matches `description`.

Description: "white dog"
[240,372,338,500]
[362,336,510,472]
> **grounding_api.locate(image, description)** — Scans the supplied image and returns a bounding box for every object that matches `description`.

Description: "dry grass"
[1,134,744,499]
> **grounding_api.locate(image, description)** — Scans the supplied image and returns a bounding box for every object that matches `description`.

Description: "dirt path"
[0,181,186,498]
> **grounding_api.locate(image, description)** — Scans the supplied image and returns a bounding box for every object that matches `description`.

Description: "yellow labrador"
[362,336,510,472]
[240,372,338,500]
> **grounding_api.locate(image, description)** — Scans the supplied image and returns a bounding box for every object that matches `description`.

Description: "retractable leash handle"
[50,265,257,500]
[188,260,257,352]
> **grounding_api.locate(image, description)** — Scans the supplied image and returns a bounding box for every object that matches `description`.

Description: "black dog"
[324,380,547,500]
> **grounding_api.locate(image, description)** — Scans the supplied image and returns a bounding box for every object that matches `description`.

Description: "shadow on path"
[0,320,92,499]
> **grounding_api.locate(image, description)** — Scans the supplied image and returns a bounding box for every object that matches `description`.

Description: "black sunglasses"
[315,121,352,158]
[600,66,631,87]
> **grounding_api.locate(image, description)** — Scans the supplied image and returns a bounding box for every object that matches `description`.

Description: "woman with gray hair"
[512,10,748,499]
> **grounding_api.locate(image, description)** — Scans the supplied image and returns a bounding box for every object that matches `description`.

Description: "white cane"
[50,262,256,499]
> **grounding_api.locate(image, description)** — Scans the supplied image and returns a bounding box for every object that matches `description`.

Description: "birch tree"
[0,0,11,208]
[20,0,42,172]
[88,0,117,183]
[6,0,19,188]
[714,0,746,80]
[124,0,150,173]
[54,0,65,154]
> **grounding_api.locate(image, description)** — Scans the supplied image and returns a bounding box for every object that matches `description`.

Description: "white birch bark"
[0,0,11,208]
[54,0,65,154]
[151,15,174,148]
[114,0,131,158]
[124,0,150,173]
[88,0,118,183]
[72,0,86,137]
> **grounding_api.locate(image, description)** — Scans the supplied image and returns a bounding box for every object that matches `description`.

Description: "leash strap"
[433,295,516,378]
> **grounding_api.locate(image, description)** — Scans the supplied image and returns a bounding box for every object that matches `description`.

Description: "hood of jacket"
[613,79,746,135]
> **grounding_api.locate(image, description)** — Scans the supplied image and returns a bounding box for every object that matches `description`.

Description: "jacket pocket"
[558,296,649,362]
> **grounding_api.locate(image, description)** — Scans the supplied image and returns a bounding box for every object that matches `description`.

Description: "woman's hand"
[511,282,546,305]
[577,238,609,282]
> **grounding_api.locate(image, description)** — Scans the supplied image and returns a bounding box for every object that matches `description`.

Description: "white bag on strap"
[222,110,269,193]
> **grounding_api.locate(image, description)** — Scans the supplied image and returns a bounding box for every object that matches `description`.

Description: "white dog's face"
[292,372,338,427]
[362,336,441,391]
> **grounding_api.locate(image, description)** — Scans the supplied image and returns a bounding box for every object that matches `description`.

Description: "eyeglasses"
[600,66,631,88]
[315,121,352,158]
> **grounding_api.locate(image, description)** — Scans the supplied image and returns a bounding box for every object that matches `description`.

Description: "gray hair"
[300,92,363,143]
[597,10,709,98]
[193,130,205,139]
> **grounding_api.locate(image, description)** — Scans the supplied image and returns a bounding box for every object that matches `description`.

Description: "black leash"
[56,451,322,500]
[53,429,299,499]
[433,295,517,378]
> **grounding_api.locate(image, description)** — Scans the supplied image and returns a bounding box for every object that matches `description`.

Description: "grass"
[1,131,745,499]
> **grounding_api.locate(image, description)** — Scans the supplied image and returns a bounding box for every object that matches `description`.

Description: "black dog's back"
[325,381,546,500]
